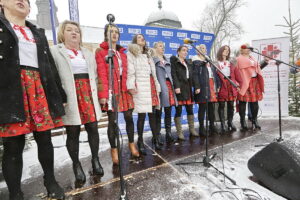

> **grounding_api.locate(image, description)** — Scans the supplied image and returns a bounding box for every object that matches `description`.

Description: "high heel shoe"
[44,176,65,200]
[91,157,104,176]
[128,142,140,158]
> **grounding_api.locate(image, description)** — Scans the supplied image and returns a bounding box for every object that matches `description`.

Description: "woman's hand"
[175,88,181,94]
[128,89,137,95]
[63,103,67,107]
[99,98,108,105]
[195,89,200,94]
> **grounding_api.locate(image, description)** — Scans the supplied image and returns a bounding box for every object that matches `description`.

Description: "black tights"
[137,107,157,139]
[66,121,99,163]
[107,109,134,148]
[198,103,215,123]
[2,131,55,196]
[174,105,193,118]
[239,101,259,119]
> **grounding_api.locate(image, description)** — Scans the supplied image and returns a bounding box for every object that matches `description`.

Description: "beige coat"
[50,44,102,125]
[126,44,161,113]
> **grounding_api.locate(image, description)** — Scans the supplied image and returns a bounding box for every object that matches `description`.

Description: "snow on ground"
[173,129,299,200]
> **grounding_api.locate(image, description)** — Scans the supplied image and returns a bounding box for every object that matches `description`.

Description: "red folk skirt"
[101,76,134,112]
[150,76,159,106]
[0,68,63,137]
[238,77,263,102]
[74,74,97,124]
[197,78,218,103]
[166,79,176,106]
[218,78,236,102]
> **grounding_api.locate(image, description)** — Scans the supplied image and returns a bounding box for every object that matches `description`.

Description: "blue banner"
[115,24,215,135]
[68,0,80,23]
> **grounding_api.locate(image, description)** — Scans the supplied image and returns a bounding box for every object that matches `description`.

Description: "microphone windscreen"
[296,59,300,66]
[183,38,190,44]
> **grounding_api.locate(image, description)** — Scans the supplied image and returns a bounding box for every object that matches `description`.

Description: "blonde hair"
[57,20,82,44]
[153,41,165,49]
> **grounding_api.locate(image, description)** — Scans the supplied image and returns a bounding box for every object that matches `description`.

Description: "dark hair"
[132,34,148,54]
[104,23,120,42]
[177,45,188,56]
[217,45,231,61]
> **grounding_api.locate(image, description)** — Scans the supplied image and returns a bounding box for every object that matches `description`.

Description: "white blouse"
[66,49,88,74]
[12,23,38,68]
[218,61,231,77]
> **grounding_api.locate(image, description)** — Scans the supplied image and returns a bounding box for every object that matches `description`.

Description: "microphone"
[183,38,197,44]
[106,14,115,23]
[241,45,254,51]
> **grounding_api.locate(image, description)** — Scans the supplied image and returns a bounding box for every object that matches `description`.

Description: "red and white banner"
[252,37,290,116]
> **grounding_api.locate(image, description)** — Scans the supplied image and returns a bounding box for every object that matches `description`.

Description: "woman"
[171,45,198,140]
[50,20,103,184]
[127,34,162,154]
[192,44,220,136]
[216,45,238,133]
[96,24,140,165]
[235,44,264,131]
[0,0,65,199]
[153,42,177,143]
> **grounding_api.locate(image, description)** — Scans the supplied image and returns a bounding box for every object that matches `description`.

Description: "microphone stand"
[176,43,237,186]
[249,49,293,142]
[106,18,128,200]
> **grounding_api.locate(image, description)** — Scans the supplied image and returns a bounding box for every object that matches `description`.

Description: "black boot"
[152,134,163,150]
[137,113,147,155]
[9,192,24,200]
[239,101,248,131]
[91,157,104,176]
[250,102,261,130]
[218,102,226,134]
[252,118,261,130]
[165,116,175,142]
[199,122,207,136]
[137,138,147,155]
[73,162,86,183]
[44,176,65,200]
[227,101,237,132]
[208,103,218,134]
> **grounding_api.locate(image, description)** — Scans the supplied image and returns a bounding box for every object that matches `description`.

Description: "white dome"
[145,9,180,24]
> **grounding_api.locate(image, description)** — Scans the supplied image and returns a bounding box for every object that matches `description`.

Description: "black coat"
[170,56,194,102]
[0,13,66,124]
[192,58,220,103]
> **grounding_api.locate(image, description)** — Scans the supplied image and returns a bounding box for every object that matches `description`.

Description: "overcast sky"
[28,0,300,49]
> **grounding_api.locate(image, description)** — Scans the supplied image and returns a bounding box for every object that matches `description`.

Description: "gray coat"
[153,56,177,107]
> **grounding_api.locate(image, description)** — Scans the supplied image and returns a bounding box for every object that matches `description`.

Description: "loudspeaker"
[248,141,300,200]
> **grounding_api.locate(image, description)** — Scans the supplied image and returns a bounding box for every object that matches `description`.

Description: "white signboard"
[252,37,290,116]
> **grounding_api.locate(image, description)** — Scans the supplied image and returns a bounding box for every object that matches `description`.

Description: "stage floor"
[0,117,299,200]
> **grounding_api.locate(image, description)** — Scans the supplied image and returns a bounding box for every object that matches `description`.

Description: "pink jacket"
[236,55,264,96]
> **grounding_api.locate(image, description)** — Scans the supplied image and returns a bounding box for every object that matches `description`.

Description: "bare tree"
[276,0,300,116]
[194,0,245,58]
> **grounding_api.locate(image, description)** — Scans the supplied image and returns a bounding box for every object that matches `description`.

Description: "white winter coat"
[126,44,161,113]
[50,44,102,125]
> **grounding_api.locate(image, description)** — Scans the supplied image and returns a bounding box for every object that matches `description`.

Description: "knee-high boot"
[227,101,237,132]
[218,102,226,134]
[239,101,248,131]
